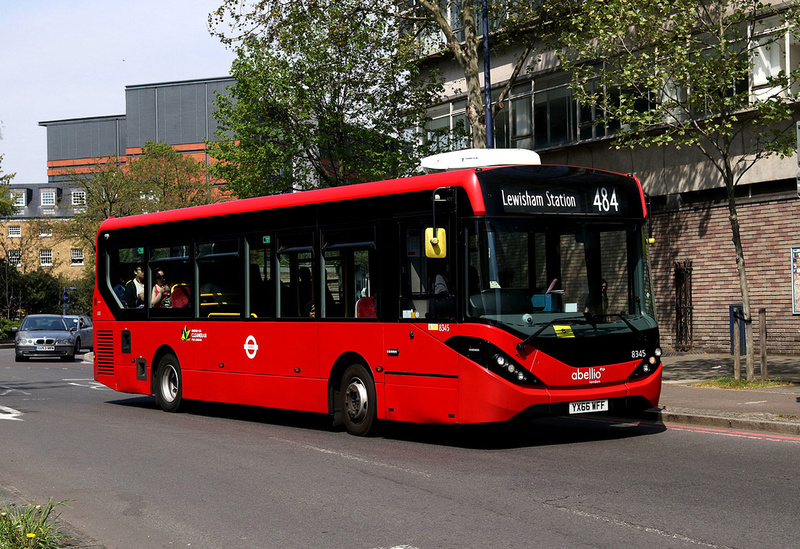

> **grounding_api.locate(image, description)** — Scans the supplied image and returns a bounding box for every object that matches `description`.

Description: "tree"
[209,0,444,197]
[19,269,63,315]
[0,153,18,218]
[387,1,537,148]
[59,142,221,257]
[548,0,800,380]
[126,140,219,211]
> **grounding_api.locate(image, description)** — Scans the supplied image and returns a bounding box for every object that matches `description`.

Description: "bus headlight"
[628,348,662,380]
[445,336,542,386]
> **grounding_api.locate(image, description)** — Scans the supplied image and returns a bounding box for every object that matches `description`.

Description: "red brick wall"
[651,197,800,354]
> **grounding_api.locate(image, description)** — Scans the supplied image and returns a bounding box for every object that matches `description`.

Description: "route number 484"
[593,187,619,212]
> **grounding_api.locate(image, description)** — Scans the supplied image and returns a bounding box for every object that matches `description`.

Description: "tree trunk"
[460,5,486,148]
[726,180,755,381]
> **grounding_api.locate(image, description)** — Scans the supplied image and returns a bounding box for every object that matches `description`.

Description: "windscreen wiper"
[583,311,641,335]
[515,315,586,359]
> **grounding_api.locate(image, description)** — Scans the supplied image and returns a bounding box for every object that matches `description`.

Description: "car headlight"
[56,337,73,345]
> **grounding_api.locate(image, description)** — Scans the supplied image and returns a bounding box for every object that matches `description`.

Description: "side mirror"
[425,227,446,258]
[11,326,18,334]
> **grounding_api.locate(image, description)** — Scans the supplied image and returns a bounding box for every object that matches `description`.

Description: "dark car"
[63,314,93,351]
[14,314,82,362]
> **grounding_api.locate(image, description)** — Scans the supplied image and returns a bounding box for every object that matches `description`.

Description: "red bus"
[93,156,662,435]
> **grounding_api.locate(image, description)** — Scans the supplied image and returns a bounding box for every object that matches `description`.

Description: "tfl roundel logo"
[244,335,259,359]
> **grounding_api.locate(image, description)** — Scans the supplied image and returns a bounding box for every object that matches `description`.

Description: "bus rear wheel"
[340,364,376,436]
[156,354,182,412]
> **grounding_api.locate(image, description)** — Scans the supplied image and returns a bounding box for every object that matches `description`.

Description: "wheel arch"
[328,351,374,422]
[150,344,179,396]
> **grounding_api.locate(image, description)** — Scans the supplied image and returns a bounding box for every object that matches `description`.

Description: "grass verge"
[692,377,793,389]
[0,500,65,549]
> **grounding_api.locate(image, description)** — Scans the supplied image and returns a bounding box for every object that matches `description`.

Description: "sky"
[0,0,236,183]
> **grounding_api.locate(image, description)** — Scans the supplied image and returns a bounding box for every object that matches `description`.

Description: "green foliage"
[61,142,221,256]
[0,153,19,219]
[0,318,19,338]
[549,0,800,185]
[0,500,65,549]
[693,376,791,389]
[209,0,444,197]
[19,270,63,315]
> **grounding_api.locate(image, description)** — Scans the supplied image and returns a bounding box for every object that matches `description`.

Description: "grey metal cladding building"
[39,76,233,184]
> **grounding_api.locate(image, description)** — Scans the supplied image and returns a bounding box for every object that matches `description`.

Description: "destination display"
[477,165,645,218]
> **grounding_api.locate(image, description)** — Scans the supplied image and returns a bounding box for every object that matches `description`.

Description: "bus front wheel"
[156,354,182,412]
[340,364,376,436]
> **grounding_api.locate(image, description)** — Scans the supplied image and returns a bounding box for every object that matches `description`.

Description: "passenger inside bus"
[124,265,146,308]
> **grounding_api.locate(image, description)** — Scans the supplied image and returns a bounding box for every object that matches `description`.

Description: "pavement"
[654,352,800,435]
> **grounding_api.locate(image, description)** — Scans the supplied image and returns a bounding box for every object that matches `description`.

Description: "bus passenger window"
[197,240,242,317]
[107,246,146,310]
[247,235,273,318]
[149,245,192,315]
[321,227,376,319]
[277,233,314,318]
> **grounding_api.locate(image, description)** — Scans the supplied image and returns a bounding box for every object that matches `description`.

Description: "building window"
[71,248,84,266]
[39,227,52,237]
[40,249,53,267]
[534,74,576,149]
[11,192,25,207]
[41,191,56,207]
[72,190,86,206]
[8,225,21,238]
[8,250,21,267]
[426,99,469,153]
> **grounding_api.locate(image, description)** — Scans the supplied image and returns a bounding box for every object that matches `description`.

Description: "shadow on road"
[107,395,666,449]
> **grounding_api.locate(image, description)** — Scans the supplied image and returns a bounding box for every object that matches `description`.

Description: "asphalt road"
[1,348,799,549]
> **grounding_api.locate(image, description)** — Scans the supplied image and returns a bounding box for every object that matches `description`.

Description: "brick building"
[2,182,88,275]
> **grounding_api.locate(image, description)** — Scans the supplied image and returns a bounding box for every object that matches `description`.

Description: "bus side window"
[107,246,146,311]
[321,227,377,319]
[197,240,242,317]
[149,245,192,315]
[246,235,273,318]
[277,232,315,318]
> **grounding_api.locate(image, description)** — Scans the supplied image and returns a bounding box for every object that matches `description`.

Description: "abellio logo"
[571,368,604,382]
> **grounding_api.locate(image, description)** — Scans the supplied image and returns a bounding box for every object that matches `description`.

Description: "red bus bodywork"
[93,166,662,433]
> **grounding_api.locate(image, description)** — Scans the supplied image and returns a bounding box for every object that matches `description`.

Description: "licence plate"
[36,345,55,351]
[569,399,609,414]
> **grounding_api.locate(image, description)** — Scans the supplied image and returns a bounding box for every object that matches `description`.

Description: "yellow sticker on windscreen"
[553,325,575,338]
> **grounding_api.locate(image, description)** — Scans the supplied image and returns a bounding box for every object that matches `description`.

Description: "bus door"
[193,239,245,376]
[266,232,319,378]
[383,223,459,423]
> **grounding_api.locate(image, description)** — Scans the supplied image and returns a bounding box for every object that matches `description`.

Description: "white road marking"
[0,405,23,421]
[271,437,432,478]
[0,386,31,396]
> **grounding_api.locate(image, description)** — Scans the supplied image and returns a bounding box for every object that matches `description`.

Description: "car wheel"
[15,354,27,362]
[156,354,183,412]
[74,338,81,352]
[339,363,377,436]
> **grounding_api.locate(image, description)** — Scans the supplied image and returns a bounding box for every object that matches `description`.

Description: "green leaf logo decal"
[181,326,191,341]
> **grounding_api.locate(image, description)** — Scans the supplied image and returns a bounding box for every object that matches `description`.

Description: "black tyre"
[339,364,377,436]
[155,354,183,412]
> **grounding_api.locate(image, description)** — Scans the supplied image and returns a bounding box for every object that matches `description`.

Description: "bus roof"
[98,168,484,232]
[97,164,646,233]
